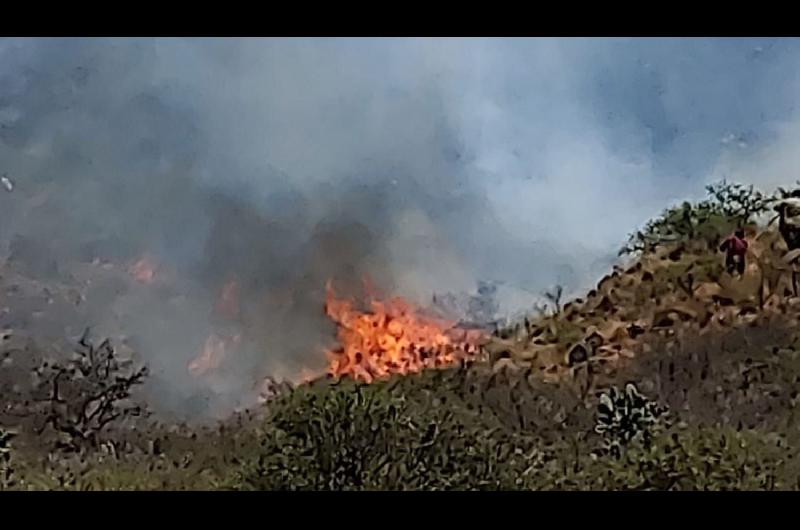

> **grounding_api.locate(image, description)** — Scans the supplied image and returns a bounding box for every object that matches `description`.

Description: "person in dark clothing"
[720,228,748,276]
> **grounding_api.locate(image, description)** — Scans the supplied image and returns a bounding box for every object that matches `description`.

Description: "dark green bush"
[2,356,797,491]
[222,369,795,491]
[595,426,789,491]
[3,278,800,490]
[226,375,549,490]
[621,180,776,255]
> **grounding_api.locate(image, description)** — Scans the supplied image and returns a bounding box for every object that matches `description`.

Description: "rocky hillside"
[486,184,800,395]
[4,180,800,490]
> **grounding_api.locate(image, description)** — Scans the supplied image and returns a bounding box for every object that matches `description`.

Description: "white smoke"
[1,37,799,416]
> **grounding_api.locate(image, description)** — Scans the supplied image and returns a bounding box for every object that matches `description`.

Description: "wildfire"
[188,278,244,379]
[188,332,240,377]
[324,280,484,383]
[129,255,158,284]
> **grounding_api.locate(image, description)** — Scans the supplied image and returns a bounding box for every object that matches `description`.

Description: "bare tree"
[543,285,564,316]
[705,180,773,225]
[30,329,148,452]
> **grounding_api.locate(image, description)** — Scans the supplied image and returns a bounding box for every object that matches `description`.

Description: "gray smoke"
[1,37,799,418]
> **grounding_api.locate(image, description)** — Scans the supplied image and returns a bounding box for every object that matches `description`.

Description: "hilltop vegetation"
[3,180,800,490]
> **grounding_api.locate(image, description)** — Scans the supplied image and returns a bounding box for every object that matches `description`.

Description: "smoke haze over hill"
[1,37,799,416]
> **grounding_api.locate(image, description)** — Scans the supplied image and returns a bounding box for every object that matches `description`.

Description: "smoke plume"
[1,37,799,417]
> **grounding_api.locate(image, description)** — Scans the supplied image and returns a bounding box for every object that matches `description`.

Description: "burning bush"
[324,281,484,383]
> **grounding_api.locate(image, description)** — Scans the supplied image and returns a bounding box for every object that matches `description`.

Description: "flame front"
[324,280,482,383]
[189,332,240,377]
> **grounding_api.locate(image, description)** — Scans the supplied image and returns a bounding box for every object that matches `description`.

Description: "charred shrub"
[27,330,148,453]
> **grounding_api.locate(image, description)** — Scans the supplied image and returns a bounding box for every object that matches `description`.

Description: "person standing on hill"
[775,191,800,251]
[720,228,748,276]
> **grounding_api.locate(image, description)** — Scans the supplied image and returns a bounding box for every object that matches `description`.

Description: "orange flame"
[188,332,240,377]
[129,255,158,284]
[324,280,483,383]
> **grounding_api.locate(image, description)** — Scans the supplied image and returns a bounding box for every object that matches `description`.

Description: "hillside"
[486,223,797,387]
[3,181,800,490]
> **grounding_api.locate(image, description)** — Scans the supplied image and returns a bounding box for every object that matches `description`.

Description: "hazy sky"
[2,38,799,288]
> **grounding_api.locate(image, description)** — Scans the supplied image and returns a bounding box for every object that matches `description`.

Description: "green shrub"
[226,376,550,491]
[3,365,796,491]
[596,426,789,491]
[621,180,776,255]
[705,180,773,223]
[3,318,799,491]
[224,364,797,491]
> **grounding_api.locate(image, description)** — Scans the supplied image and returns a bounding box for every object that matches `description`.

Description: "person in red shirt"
[719,228,748,276]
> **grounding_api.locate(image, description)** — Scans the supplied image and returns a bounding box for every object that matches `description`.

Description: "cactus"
[0,428,16,490]
[595,383,668,458]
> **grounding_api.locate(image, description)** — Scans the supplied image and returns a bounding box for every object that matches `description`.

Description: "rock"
[594,296,615,313]
[597,275,615,293]
[668,247,684,261]
[492,358,519,374]
[626,262,643,275]
[784,249,800,264]
[652,312,675,328]
[669,303,698,320]
[567,343,589,366]
[514,347,539,361]
[597,321,627,342]
[739,304,759,316]
[712,295,736,306]
[627,323,646,339]
[694,282,722,301]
